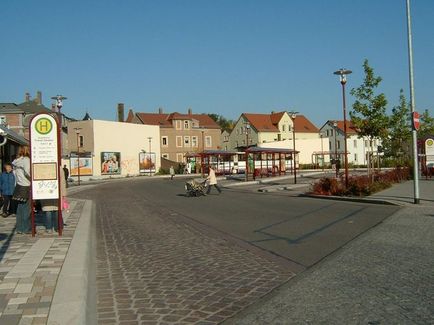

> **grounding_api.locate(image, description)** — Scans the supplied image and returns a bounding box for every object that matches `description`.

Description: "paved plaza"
[0,199,85,325]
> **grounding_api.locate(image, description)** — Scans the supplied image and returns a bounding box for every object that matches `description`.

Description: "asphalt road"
[131,177,399,271]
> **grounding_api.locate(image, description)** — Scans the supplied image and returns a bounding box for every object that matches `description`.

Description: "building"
[67,120,160,178]
[126,107,221,163]
[227,111,319,150]
[319,120,382,165]
[0,91,75,157]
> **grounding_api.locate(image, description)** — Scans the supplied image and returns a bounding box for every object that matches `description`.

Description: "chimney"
[117,103,125,122]
[158,107,163,114]
[188,107,192,115]
[25,92,31,102]
[36,91,42,105]
[271,110,275,114]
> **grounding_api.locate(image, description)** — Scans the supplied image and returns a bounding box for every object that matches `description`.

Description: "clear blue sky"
[1,0,433,127]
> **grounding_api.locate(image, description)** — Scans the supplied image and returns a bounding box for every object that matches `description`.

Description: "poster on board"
[139,152,156,173]
[101,152,121,174]
[70,156,93,176]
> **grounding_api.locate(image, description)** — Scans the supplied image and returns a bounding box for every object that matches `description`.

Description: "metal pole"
[77,132,81,186]
[320,134,324,172]
[148,137,152,176]
[292,119,297,184]
[334,125,338,177]
[406,0,420,204]
[342,82,349,188]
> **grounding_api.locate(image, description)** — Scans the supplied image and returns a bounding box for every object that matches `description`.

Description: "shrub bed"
[311,167,410,197]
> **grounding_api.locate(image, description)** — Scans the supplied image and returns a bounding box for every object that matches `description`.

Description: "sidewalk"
[0,198,92,325]
[224,179,434,324]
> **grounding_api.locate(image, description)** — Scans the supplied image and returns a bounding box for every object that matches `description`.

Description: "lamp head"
[333,69,352,84]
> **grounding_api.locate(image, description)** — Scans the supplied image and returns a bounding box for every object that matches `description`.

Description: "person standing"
[206,165,222,195]
[12,146,31,234]
[169,166,175,180]
[0,163,16,217]
[63,165,69,188]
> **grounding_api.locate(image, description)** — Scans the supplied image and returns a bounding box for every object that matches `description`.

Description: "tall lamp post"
[244,122,251,181]
[333,121,338,177]
[406,0,420,204]
[320,132,325,172]
[333,69,352,188]
[289,111,299,184]
[74,128,82,186]
[147,137,152,176]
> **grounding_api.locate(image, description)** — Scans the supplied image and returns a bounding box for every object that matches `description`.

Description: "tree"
[418,109,434,138]
[383,89,411,160]
[208,113,235,132]
[350,59,389,144]
[350,59,389,174]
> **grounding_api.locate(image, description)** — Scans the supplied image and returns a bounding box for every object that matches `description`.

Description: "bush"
[311,167,410,197]
[156,167,169,175]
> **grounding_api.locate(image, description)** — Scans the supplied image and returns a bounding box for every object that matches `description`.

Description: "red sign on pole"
[412,112,420,131]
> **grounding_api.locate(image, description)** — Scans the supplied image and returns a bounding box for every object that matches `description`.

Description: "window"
[176,153,184,162]
[205,136,212,148]
[192,136,198,147]
[79,136,84,148]
[184,136,190,147]
[354,153,358,162]
[162,136,168,147]
[184,120,190,129]
[0,116,6,125]
[326,130,329,136]
[176,136,183,147]
[329,141,332,150]
[365,140,369,147]
[242,139,246,145]
[330,129,333,136]
[282,125,286,132]
[162,153,169,159]
[176,120,182,130]
[353,139,357,148]
[224,135,229,141]
[337,140,341,149]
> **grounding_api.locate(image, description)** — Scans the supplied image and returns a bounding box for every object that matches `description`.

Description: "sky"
[1,0,433,127]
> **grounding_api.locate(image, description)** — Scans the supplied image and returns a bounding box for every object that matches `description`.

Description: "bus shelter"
[245,147,299,180]
[197,150,240,176]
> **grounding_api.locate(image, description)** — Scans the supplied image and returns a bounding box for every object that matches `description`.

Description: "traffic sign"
[412,111,420,131]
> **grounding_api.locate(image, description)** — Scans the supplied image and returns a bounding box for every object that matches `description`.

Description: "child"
[0,163,16,217]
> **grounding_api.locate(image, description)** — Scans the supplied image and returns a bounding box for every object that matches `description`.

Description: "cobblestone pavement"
[84,184,294,325]
[0,199,84,325]
[226,205,434,324]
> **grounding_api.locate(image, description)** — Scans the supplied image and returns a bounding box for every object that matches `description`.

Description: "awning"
[0,125,28,146]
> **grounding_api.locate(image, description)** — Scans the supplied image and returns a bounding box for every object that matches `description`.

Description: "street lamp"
[333,68,352,188]
[147,137,152,176]
[289,110,299,184]
[320,132,325,172]
[333,121,338,177]
[74,127,82,186]
[406,0,420,204]
[244,122,251,149]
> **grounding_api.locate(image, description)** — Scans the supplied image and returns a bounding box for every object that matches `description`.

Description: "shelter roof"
[246,146,299,154]
[0,125,28,145]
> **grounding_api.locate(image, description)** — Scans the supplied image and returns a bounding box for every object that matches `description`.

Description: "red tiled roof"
[293,115,319,133]
[243,113,279,132]
[332,120,358,134]
[243,112,318,133]
[134,112,220,129]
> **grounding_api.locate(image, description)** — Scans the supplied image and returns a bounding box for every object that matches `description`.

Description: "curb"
[47,199,96,325]
[300,193,403,206]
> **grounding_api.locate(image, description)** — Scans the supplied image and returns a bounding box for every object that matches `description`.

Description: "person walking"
[169,166,175,180]
[206,165,222,195]
[63,165,69,188]
[0,163,16,217]
[12,146,31,234]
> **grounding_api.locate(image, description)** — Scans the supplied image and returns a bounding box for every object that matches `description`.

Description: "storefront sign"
[30,114,60,199]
